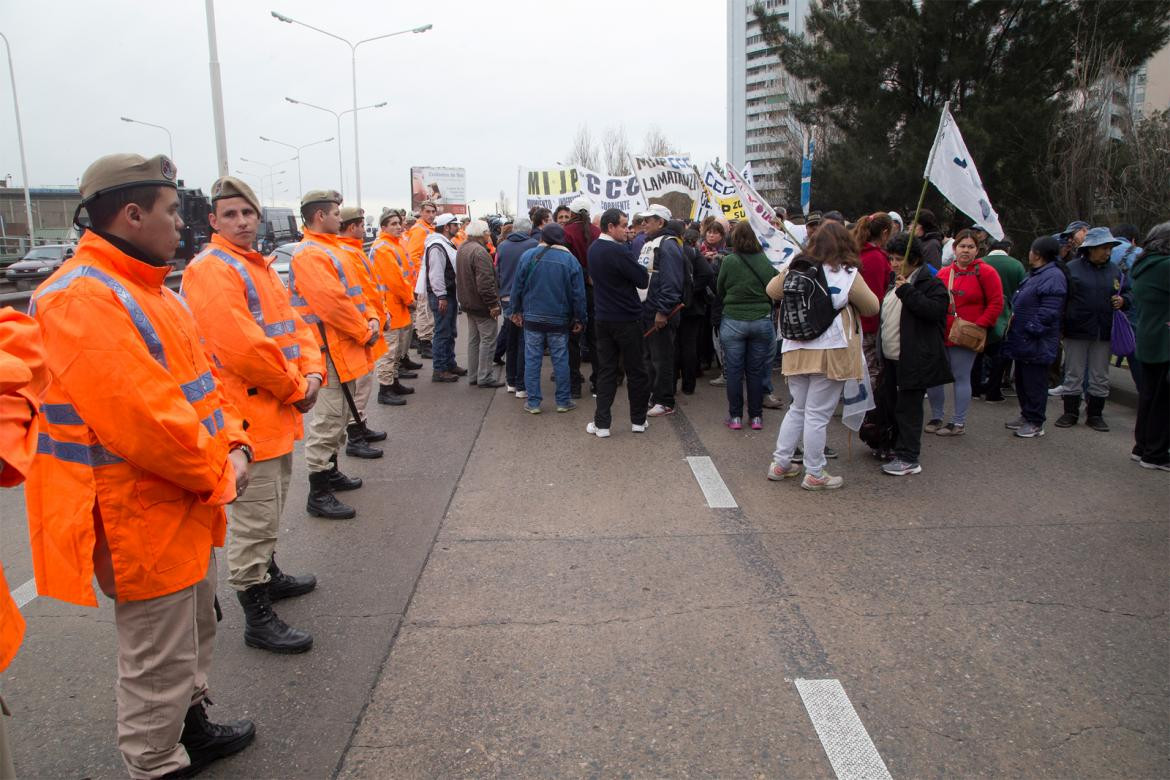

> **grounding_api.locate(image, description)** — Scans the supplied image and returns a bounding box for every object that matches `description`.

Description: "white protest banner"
[741,162,756,188]
[576,167,647,216]
[923,103,1004,240]
[630,154,701,220]
[410,166,467,215]
[701,164,747,221]
[725,163,799,270]
[517,166,583,216]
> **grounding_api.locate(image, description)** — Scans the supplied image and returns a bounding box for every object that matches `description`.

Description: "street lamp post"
[271,12,431,209]
[240,157,292,207]
[0,32,35,245]
[121,116,175,161]
[259,134,333,197]
[284,98,385,199]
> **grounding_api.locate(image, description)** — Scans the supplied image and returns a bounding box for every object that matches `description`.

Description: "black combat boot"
[390,380,415,395]
[1085,395,1109,432]
[307,471,356,519]
[237,583,313,654]
[378,384,406,406]
[160,700,255,778]
[345,423,383,458]
[1054,395,1080,428]
[327,455,362,491]
[266,554,316,601]
[359,421,387,442]
[419,339,433,359]
[401,355,424,371]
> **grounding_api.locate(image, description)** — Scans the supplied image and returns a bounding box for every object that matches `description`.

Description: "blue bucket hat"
[1079,226,1121,249]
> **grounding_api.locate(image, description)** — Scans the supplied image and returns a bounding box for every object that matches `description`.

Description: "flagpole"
[903,101,951,264]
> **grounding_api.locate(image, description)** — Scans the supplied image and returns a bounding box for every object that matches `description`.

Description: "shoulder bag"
[946,267,987,353]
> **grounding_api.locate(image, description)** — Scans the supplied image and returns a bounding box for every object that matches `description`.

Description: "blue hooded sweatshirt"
[497,230,537,310]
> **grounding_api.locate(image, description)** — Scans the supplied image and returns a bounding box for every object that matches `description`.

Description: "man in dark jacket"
[563,197,601,397]
[915,209,944,270]
[456,219,503,388]
[637,204,686,416]
[1053,227,1130,431]
[496,216,537,394]
[878,234,952,476]
[587,208,650,436]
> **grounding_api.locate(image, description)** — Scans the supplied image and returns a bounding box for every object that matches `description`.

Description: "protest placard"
[629,154,701,219]
[410,166,467,215]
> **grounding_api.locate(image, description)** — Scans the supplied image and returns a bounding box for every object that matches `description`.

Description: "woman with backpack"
[765,222,879,490]
[925,229,1004,437]
[715,222,778,430]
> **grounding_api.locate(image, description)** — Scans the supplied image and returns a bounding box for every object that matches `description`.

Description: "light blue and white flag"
[924,105,1004,240]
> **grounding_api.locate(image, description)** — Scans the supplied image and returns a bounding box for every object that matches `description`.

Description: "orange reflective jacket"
[0,306,48,672]
[369,233,414,329]
[404,221,434,285]
[24,232,249,606]
[289,229,373,383]
[182,234,325,462]
[338,237,388,361]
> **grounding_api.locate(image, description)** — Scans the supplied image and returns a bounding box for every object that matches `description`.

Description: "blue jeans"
[927,346,978,425]
[720,317,775,418]
[428,292,459,372]
[524,328,570,407]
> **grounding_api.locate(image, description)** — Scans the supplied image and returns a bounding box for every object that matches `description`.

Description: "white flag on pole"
[924,106,1004,240]
[725,164,800,270]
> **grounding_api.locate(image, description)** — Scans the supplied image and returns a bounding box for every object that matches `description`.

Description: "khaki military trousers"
[114,554,216,779]
[226,453,292,591]
[375,325,411,384]
[352,371,374,422]
[305,357,351,473]
[413,293,434,341]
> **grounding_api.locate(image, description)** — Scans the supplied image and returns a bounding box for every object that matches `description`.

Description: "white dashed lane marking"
[795,678,892,780]
[11,577,37,609]
[685,455,738,508]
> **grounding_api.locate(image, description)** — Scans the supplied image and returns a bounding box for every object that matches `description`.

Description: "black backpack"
[779,256,836,341]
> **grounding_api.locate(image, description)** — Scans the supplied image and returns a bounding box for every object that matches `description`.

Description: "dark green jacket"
[982,251,1027,343]
[716,251,775,322]
[1131,252,1169,363]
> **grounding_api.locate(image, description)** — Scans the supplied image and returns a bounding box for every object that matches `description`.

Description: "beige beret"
[300,189,342,207]
[339,206,364,223]
[210,176,261,215]
[79,153,177,204]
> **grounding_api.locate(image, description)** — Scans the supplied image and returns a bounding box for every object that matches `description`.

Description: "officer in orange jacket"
[289,190,380,519]
[336,206,389,455]
[370,208,421,405]
[24,154,256,778]
[182,176,325,655]
[404,199,437,357]
[0,306,49,779]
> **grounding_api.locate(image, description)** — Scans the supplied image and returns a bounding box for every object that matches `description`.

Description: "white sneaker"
[631,422,648,433]
[505,384,516,393]
[647,404,675,417]
[515,390,527,399]
[586,422,611,438]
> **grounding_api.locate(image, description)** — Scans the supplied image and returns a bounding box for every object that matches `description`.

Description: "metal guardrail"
[0,270,184,310]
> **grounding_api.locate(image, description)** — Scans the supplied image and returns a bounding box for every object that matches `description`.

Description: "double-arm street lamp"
[120,116,175,162]
[271,11,432,208]
[239,157,293,207]
[283,98,385,198]
[258,134,333,198]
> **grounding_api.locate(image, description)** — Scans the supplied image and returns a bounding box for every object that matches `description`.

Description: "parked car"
[270,242,296,287]
[6,244,75,291]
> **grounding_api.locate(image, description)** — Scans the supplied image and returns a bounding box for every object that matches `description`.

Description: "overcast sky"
[0,1,727,216]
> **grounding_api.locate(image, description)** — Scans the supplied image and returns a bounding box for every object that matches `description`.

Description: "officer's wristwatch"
[231,444,254,463]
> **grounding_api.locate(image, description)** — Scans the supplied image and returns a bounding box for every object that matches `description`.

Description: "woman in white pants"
[765,222,880,490]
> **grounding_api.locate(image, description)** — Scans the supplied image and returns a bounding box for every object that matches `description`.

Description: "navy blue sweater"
[589,237,648,322]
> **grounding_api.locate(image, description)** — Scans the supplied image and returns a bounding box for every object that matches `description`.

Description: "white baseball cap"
[434,213,459,227]
[645,204,672,221]
[568,196,592,214]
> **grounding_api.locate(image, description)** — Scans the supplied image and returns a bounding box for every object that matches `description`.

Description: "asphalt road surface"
[2,335,1166,778]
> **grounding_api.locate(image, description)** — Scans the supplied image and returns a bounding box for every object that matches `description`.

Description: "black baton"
[316,322,365,423]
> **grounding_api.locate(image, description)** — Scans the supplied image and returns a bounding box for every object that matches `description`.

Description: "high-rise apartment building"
[726,0,812,206]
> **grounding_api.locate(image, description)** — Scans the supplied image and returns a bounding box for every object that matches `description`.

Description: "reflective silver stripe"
[346,285,362,297]
[206,248,265,324]
[301,313,321,324]
[281,344,301,360]
[30,265,168,368]
[40,403,84,425]
[180,371,216,403]
[200,408,225,436]
[356,303,367,313]
[37,433,123,467]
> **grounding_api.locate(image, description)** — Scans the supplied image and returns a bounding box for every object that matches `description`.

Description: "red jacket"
[858,242,890,334]
[937,258,1005,346]
[563,219,600,273]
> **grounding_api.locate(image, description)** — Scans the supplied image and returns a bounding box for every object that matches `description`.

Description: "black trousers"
[502,317,525,388]
[1015,361,1049,425]
[880,359,927,462]
[568,286,597,392]
[677,315,705,394]
[643,316,678,408]
[1135,360,1169,464]
[973,341,1008,400]
[593,320,651,429]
